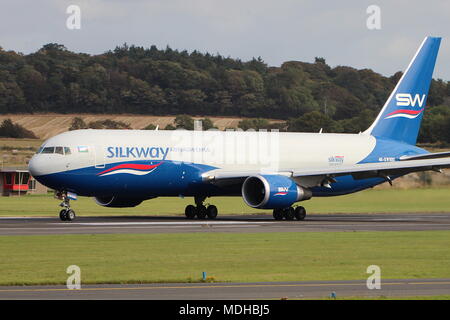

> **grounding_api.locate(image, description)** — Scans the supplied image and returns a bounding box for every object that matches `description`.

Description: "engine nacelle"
[242,175,312,209]
[94,196,143,208]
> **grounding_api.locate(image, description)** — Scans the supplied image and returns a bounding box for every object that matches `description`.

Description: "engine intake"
[94,196,144,208]
[242,175,311,209]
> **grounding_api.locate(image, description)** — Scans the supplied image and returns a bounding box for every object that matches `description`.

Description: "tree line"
[0,43,449,143]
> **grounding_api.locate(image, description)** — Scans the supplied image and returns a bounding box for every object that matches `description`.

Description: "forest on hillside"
[0,43,450,143]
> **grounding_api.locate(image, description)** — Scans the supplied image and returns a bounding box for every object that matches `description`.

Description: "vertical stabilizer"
[364,37,441,145]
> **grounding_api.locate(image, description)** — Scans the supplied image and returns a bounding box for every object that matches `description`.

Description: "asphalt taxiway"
[1,213,450,299]
[0,279,449,299]
[1,213,450,235]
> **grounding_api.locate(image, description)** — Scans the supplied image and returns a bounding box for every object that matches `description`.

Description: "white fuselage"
[30,129,377,177]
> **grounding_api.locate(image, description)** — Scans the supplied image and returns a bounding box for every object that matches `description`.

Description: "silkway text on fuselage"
[106,146,169,160]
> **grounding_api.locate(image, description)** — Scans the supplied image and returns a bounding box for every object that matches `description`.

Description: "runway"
[0,279,449,299]
[1,214,450,300]
[1,213,450,235]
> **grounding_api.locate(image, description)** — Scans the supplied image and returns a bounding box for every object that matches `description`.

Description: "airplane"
[28,36,450,222]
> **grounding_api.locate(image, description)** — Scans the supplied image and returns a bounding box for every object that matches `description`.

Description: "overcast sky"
[1,0,449,80]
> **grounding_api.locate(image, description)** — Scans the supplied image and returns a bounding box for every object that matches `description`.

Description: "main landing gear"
[185,196,218,220]
[56,191,76,222]
[273,206,306,221]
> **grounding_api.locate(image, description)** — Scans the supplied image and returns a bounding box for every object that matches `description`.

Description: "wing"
[202,155,450,188]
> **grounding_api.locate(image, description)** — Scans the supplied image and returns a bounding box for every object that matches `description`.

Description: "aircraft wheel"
[294,206,306,221]
[196,205,207,219]
[59,209,68,221]
[273,208,284,220]
[185,205,197,219]
[284,207,295,220]
[206,205,218,219]
[65,209,76,221]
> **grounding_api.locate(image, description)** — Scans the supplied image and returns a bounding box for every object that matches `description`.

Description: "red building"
[0,169,30,195]
[0,168,47,196]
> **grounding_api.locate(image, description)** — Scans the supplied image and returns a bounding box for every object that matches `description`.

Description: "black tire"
[185,205,196,219]
[196,205,207,219]
[284,207,295,220]
[59,209,68,221]
[206,205,218,219]
[294,206,306,221]
[273,208,284,220]
[65,209,76,221]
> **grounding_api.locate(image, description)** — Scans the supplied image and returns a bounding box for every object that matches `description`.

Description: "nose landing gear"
[59,208,76,221]
[56,191,76,222]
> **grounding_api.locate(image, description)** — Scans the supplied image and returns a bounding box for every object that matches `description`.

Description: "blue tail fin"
[365,37,441,145]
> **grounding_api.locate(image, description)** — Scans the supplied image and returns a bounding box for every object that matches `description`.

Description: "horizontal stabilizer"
[399,151,450,161]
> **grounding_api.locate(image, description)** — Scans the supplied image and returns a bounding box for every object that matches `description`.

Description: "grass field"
[0,138,42,168]
[0,231,449,285]
[0,114,284,140]
[0,138,43,149]
[1,187,450,217]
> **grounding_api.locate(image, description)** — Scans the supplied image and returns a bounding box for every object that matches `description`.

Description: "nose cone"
[28,155,49,177]
[29,154,69,191]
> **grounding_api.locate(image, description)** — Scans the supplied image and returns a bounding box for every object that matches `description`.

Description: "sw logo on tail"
[384,94,426,119]
[395,93,426,107]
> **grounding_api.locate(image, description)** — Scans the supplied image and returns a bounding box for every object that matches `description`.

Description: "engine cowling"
[94,196,144,208]
[242,175,312,209]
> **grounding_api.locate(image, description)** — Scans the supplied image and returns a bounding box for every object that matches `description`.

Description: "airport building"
[0,168,48,196]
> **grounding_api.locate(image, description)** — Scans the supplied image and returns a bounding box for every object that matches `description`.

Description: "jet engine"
[242,175,311,209]
[94,196,144,208]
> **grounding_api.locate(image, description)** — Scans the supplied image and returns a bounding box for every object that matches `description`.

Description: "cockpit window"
[41,147,55,154]
[39,146,72,155]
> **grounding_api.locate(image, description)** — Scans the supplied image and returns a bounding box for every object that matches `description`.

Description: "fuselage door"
[94,145,106,168]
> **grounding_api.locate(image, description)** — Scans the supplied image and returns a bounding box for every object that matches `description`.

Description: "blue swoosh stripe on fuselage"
[34,160,218,198]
